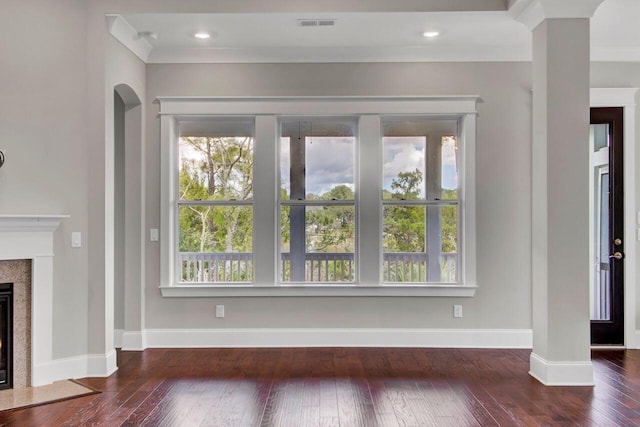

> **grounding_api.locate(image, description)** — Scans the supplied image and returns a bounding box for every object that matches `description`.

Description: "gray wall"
[2,0,639,363]
[144,62,534,330]
[0,0,89,358]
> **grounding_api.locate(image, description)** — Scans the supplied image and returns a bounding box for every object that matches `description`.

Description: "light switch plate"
[71,232,81,248]
[150,228,159,242]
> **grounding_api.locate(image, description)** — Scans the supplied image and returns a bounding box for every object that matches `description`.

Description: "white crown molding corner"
[140,328,532,349]
[511,0,606,30]
[529,352,594,386]
[106,15,152,63]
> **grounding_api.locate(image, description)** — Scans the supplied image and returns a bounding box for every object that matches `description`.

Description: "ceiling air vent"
[297,19,336,27]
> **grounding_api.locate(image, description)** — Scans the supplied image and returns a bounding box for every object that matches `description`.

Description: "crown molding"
[510,0,606,30]
[106,15,153,63]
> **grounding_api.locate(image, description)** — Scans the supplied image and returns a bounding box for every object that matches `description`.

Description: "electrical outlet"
[150,228,159,242]
[216,305,225,318]
[453,305,463,318]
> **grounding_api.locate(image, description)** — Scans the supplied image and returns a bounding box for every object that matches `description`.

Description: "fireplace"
[0,283,12,390]
[0,215,66,386]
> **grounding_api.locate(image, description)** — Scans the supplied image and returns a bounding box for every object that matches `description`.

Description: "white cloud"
[382,137,425,194]
[280,136,355,196]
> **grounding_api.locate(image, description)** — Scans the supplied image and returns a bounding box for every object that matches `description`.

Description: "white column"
[515,0,605,386]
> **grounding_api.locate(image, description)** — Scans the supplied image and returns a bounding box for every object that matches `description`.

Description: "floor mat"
[0,379,99,412]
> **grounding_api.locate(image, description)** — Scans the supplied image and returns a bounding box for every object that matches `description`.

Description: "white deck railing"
[179,252,457,283]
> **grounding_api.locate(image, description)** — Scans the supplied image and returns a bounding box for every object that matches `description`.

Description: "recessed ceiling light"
[423,31,440,38]
[194,32,211,39]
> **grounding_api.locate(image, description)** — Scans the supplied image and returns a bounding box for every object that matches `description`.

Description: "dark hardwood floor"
[0,348,639,426]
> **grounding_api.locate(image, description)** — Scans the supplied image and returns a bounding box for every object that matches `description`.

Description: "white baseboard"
[630,331,640,349]
[33,355,90,387]
[32,349,118,386]
[529,352,594,386]
[114,328,124,348]
[87,349,118,378]
[122,331,147,351]
[139,328,532,349]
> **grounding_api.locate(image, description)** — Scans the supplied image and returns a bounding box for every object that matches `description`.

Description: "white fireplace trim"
[0,215,69,386]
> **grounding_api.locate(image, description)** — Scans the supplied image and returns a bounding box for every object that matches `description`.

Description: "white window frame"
[158,97,478,297]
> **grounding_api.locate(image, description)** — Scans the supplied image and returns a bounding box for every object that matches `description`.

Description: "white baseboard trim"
[32,349,118,386]
[139,328,532,349]
[630,331,640,349]
[87,349,118,378]
[122,331,147,351]
[33,355,89,387]
[114,328,124,348]
[529,352,594,386]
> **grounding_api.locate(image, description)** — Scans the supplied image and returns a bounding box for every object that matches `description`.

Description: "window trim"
[158,96,478,297]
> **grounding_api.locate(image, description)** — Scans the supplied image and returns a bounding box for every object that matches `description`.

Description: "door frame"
[590,88,638,348]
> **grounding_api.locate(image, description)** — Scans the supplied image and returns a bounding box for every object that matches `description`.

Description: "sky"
[280,136,458,197]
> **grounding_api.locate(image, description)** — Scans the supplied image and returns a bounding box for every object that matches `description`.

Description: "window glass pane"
[383,119,458,200]
[593,171,610,321]
[178,205,253,282]
[280,120,355,200]
[281,205,355,282]
[591,124,609,152]
[440,136,458,200]
[179,123,254,201]
[382,137,426,200]
[383,205,457,283]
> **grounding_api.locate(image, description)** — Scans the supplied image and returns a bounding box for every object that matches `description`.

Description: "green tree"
[441,189,458,253]
[384,169,426,252]
[306,185,355,252]
[178,136,253,254]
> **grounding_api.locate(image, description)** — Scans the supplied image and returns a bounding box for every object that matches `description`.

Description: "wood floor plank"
[0,348,638,426]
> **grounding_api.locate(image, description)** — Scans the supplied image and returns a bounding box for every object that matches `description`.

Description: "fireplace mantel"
[0,214,67,386]
[0,215,68,232]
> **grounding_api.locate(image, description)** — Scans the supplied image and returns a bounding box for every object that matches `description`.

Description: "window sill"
[159,284,477,298]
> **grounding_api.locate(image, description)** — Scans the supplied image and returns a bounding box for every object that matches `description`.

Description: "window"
[159,97,477,297]
[382,119,459,283]
[280,119,357,283]
[177,119,254,283]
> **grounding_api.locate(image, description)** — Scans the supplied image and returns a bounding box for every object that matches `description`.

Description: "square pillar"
[530,18,593,385]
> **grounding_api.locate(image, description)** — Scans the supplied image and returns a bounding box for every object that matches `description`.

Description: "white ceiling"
[113,0,640,63]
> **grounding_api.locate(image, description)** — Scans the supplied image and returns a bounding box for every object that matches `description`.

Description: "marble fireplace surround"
[0,215,67,387]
